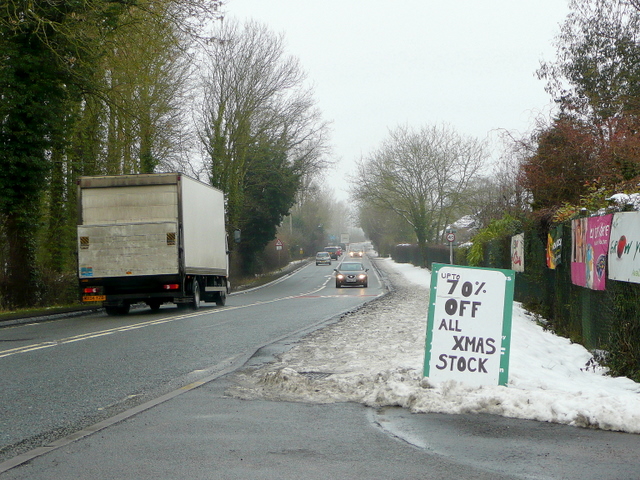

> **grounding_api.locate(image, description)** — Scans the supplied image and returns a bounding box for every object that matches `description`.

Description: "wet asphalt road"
[0,258,383,464]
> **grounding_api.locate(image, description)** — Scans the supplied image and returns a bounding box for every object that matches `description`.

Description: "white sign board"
[340,233,350,244]
[608,211,640,284]
[424,264,514,387]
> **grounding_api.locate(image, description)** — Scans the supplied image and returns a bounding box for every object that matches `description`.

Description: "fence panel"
[389,220,640,379]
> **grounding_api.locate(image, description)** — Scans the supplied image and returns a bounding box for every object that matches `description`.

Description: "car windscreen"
[339,263,364,271]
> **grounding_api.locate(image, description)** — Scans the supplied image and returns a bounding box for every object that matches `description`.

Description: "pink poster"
[571,215,612,290]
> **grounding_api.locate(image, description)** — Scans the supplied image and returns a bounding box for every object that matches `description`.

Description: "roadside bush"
[604,281,640,382]
[466,215,523,266]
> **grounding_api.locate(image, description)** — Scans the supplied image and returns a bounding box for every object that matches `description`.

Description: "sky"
[224,0,571,199]
[228,255,640,434]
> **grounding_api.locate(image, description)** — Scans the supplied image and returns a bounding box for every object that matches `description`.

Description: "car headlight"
[337,274,344,279]
[358,274,367,280]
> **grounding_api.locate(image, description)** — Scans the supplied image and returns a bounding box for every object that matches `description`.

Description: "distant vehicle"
[334,261,368,288]
[315,251,332,265]
[348,243,365,257]
[324,246,341,260]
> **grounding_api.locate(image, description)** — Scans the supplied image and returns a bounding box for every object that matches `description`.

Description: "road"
[0,257,381,461]
[1,255,639,479]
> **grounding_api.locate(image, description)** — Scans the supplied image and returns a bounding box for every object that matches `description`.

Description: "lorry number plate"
[83,295,106,302]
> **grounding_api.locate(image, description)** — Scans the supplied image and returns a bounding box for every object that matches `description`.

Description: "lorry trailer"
[77,173,229,315]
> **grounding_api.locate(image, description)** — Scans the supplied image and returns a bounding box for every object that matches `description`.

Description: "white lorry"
[77,173,229,315]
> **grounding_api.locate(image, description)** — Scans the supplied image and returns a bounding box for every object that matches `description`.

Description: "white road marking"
[0,271,379,359]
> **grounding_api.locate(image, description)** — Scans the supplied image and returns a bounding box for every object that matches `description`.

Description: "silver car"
[315,251,332,265]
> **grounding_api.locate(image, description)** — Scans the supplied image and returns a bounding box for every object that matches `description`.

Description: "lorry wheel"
[214,291,226,306]
[191,280,201,310]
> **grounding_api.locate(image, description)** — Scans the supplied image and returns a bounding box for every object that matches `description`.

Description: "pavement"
[0,368,520,480]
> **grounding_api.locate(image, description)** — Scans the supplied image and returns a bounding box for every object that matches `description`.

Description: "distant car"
[315,251,332,265]
[349,249,364,258]
[324,246,341,260]
[334,261,368,288]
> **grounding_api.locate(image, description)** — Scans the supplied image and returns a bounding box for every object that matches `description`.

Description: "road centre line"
[0,276,334,360]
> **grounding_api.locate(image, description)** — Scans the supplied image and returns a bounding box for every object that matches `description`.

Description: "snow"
[227,257,640,433]
[608,192,640,210]
[449,215,477,229]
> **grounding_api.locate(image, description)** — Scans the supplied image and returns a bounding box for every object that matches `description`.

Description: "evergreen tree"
[237,144,301,274]
[0,1,123,307]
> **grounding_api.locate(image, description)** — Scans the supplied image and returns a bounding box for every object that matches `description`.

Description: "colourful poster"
[546,225,563,269]
[511,233,524,272]
[571,215,612,290]
[608,211,640,284]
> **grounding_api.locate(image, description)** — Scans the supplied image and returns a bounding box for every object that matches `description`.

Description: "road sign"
[275,238,283,251]
[446,232,456,243]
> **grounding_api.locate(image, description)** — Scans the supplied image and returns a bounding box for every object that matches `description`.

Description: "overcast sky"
[224,0,571,199]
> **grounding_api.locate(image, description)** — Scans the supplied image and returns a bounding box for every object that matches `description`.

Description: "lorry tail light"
[83,287,100,294]
[163,284,180,290]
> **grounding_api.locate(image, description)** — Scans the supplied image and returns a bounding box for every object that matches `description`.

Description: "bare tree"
[354,124,488,265]
[464,132,533,228]
[99,4,196,175]
[539,0,640,122]
[199,19,330,236]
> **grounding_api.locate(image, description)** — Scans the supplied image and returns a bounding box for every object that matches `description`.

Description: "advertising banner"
[424,264,514,387]
[546,225,563,269]
[571,215,612,290]
[608,211,640,284]
[511,233,524,272]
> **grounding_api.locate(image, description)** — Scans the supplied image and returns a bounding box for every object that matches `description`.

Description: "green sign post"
[424,263,515,387]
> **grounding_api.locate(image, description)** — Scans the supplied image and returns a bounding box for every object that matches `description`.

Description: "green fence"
[477,222,640,380]
[390,225,640,380]
[392,244,450,267]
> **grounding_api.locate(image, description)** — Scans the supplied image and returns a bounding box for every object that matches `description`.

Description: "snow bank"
[227,258,640,433]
